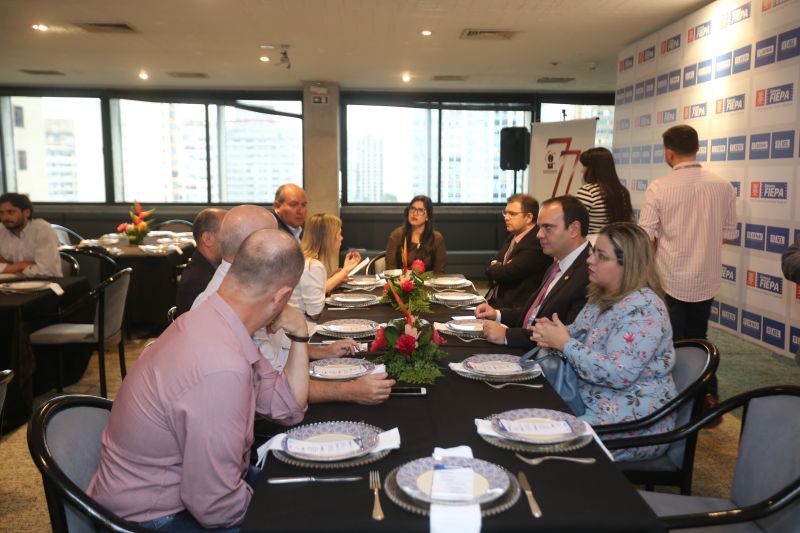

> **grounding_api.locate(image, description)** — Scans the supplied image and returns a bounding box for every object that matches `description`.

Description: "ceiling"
[0,0,711,93]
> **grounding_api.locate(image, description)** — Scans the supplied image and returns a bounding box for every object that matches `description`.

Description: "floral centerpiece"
[372,281,447,384]
[117,201,155,245]
[380,239,434,315]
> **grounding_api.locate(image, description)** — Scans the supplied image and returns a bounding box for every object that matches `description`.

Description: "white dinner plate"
[396,456,510,505]
[332,294,376,303]
[446,319,485,332]
[490,408,587,444]
[309,358,375,380]
[282,421,380,462]
[0,280,51,292]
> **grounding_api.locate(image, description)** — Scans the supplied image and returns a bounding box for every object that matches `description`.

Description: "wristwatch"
[285,333,310,343]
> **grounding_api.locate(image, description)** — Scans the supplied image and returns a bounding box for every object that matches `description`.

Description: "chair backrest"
[52,224,85,246]
[365,252,387,275]
[95,268,132,342]
[731,393,800,532]
[155,219,193,232]
[167,306,177,323]
[59,252,80,277]
[0,369,14,433]
[27,394,148,533]
[67,248,119,289]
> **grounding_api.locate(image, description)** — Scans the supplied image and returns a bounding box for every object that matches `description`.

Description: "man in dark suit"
[485,194,552,309]
[272,183,307,241]
[175,208,226,316]
[476,195,591,348]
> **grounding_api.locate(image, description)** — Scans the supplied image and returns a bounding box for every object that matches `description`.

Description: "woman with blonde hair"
[289,214,361,321]
[532,222,677,461]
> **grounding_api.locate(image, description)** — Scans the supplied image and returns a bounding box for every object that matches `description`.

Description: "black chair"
[155,219,193,232]
[28,394,150,533]
[51,224,85,247]
[59,252,80,277]
[364,251,386,275]
[606,385,800,532]
[0,369,14,436]
[595,339,719,495]
[65,248,119,289]
[167,306,177,323]
[29,269,132,398]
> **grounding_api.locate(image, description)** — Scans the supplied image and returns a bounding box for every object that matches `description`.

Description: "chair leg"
[118,339,127,379]
[97,343,107,398]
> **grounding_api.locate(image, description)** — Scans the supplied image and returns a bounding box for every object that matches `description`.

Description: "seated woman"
[385,195,446,274]
[532,222,677,461]
[289,214,361,321]
[575,147,634,241]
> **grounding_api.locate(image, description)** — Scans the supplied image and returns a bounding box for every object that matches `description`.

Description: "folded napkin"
[371,363,386,374]
[48,283,64,296]
[256,427,401,469]
[430,446,481,533]
[474,418,614,461]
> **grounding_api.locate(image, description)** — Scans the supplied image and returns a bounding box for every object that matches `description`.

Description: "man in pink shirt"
[639,124,736,407]
[88,229,309,531]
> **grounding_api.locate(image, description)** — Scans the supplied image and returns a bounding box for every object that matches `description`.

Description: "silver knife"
[267,476,363,484]
[517,471,543,518]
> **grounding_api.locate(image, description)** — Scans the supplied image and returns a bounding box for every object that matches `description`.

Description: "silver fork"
[456,336,485,343]
[515,453,597,465]
[369,470,384,520]
[483,380,543,389]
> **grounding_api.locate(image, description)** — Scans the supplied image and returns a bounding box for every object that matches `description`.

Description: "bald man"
[272,183,307,240]
[193,205,395,406]
[176,208,227,316]
[89,229,308,530]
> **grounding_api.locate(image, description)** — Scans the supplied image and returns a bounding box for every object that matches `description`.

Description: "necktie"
[522,264,561,328]
[486,238,517,300]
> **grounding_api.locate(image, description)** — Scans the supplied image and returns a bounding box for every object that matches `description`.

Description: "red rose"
[401,279,414,293]
[411,259,425,273]
[370,328,386,352]
[117,222,129,232]
[396,334,417,355]
[432,329,446,345]
[382,283,389,296]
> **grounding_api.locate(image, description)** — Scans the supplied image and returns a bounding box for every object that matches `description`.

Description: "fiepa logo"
[657,108,677,124]
[745,223,766,250]
[740,310,762,340]
[777,27,799,61]
[746,270,784,296]
[634,82,646,101]
[617,118,631,130]
[632,179,649,192]
[750,181,788,200]
[720,2,751,28]
[710,138,728,161]
[756,36,777,67]
[715,52,732,78]
[653,144,665,163]
[762,317,785,350]
[668,70,682,91]
[688,20,712,43]
[719,303,738,330]
[749,132,771,159]
[661,34,681,55]
[755,83,794,107]
[766,226,790,254]
[644,78,656,98]
[637,114,651,128]
[721,264,737,282]
[683,102,707,120]
[619,56,634,72]
[733,45,752,74]
[697,59,713,83]
[716,94,745,114]
[683,64,697,87]
[696,140,708,161]
[638,46,656,64]
[727,136,746,160]
[730,181,741,197]
[656,74,669,95]
[771,130,795,159]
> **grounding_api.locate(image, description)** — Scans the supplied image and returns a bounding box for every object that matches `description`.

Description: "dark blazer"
[500,244,591,349]
[273,210,303,240]
[485,225,552,309]
[175,249,217,316]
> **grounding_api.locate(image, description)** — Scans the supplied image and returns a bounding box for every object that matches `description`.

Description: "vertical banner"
[529,118,598,202]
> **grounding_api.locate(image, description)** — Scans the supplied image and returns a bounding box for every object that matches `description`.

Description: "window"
[7,97,105,202]
[345,103,531,204]
[540,103,615,148]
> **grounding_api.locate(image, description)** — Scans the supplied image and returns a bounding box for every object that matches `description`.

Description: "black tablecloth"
[242,299,664,532]
[0,276,91,431]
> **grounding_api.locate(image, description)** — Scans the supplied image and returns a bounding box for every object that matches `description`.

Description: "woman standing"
[532,222,676,461]
[385,195,446,274]
[289,214,361,321]
[576,147,634,238]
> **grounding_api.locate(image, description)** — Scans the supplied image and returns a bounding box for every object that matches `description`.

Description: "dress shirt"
[87,293,306,527]
[639,162,736,302]
[289,258,327,318]
[0,218,61,277]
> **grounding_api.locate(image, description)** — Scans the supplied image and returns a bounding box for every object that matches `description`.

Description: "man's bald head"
[223,229,303,300]
[219,205,277,261]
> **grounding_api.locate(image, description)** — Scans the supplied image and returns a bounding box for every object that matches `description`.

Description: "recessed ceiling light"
[32,24,49,32]
[260,44,275,49]
[402,72,411,83]
[259,56,270,62]
[138,70,149,80]
[420,30,432,36]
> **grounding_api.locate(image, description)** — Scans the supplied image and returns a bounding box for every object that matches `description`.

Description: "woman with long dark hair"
[385,195,446,274]
[576,147,634,237]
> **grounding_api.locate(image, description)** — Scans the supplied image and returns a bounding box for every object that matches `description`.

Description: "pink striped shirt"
[638,162,737,302]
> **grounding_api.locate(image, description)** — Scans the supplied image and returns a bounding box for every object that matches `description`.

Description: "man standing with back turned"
[639,124,737,408]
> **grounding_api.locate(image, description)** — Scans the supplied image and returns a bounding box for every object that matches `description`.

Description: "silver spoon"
[515,453,596,465]
[483,381,543,389]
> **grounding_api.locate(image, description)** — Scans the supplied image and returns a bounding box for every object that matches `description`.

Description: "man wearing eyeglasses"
[485,194,551,308]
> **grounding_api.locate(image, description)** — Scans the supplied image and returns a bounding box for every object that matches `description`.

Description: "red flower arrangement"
[380,241,433,315]
[117,201,155,245]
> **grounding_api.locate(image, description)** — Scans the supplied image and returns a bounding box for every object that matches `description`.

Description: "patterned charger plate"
[317,319,379,338]
[138,244,169,254]
[325,293,380,307]
[281,421,380,462]
[0,280,51,292]
[490,408,587,444]
[381,268,403,278]
[462,353,541,378]
[431,292,484,307]
[425,276,472,289]
[442,319,486,338]
[309,358,375,380]
[396,456,510,505]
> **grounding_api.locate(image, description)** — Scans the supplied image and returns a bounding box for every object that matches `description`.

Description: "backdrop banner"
[529,118,598,202]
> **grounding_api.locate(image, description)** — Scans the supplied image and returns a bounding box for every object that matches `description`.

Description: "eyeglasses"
[409,207,427,215]
[502,210,527,218]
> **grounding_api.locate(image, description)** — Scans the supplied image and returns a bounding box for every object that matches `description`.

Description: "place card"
[468,361,520,374]
[499,419,572,436]
[431,465,475,502]
[285,437,361,457]
[314,364,365,377]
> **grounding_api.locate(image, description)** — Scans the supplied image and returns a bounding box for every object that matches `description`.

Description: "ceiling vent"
[168,72,209,79]
[459,29,517,40]
[537,77,576,84]
[432,75,469,82]
[74,22,137,34]
[20,69,65,76]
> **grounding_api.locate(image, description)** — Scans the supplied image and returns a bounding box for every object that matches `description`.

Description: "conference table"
[242,278,664,532]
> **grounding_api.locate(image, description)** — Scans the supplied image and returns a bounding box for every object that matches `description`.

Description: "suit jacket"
[273,210,303,241]
[175,249,218,317]
[500,244,591,349]
[485,225,552,309]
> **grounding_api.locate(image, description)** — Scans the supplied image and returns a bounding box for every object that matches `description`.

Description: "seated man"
[272,183,307,241]
[0,192,61,277]
[476,195,591,349]
[175,207,227,316]
[485,194,551,308]
[194,205,395,405]
[88,229,309,531]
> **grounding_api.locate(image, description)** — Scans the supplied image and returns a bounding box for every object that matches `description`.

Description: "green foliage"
[374,316,446,385]
[380,270,434,315]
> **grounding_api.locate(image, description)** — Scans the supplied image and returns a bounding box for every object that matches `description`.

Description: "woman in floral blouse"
[532,222,677,461]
